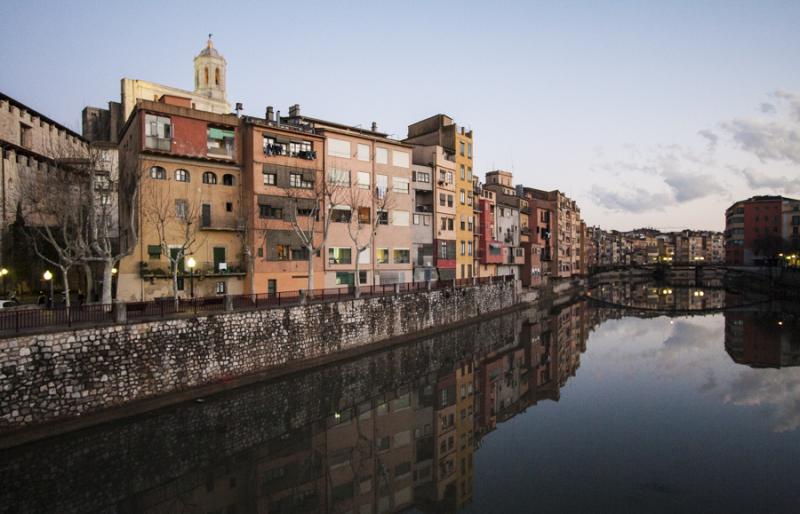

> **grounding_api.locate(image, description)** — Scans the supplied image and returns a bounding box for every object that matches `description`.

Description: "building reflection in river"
[590,281,726,311]
[725,310,800,369]
[98,301,594,514]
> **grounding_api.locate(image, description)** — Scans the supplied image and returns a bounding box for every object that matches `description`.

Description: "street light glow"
[43,270,53,281]
[186,257,197,269]
[0,268,8,276]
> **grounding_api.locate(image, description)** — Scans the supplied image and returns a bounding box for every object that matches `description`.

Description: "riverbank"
[0,280,521,445]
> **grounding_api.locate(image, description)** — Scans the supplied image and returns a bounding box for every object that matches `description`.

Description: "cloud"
[723,368,800,433]
[735,166,800,194]
[773,89,800,121]
[589,185,671,213]
[662,171,719,202]
[722,118,800,164]
[759,102,776,114]
[697,129,719,150]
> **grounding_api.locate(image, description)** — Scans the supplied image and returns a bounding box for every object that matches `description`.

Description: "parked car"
[0,299,19,309]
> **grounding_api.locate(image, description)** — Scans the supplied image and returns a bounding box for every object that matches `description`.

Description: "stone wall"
[0,281,515,432]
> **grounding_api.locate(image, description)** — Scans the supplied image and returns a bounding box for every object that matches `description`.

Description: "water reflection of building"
[725,311,800,369]
[5,301,600,514]
[590,282,725,311]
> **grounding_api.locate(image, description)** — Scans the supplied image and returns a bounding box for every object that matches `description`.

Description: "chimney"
[266,106,274,121]
[289,104,300,117]
[371,121,377,132]
[276,110,281,123]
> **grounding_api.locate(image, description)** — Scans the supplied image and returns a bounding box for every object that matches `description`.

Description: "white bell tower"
[193,34,227,103]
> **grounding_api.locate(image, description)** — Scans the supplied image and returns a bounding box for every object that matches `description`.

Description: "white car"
[0,299,18,309]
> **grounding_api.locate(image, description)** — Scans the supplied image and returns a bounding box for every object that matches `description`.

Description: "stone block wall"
[0,282,515,432]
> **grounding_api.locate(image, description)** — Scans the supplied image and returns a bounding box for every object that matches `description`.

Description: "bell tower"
[193,34,227,103]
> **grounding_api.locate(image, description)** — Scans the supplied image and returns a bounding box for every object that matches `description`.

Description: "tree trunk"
[82,263,93,304]
[171,260,180,308]
[59,266,71,308]
[306,246,314,297]
[246,249,255,300]
[100,260,114,305]
[354,251,361,299]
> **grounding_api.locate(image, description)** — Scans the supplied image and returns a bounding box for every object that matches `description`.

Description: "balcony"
[415,205,433,213]
[139,260,246,279]
[200,214,245,232]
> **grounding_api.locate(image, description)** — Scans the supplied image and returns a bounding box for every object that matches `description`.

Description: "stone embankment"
[0,281,517,435]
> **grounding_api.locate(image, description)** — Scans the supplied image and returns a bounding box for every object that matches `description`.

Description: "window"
[202,172,217,184]
[147,245,161,259]
[460,241,466,256]
[175,199,188,219]
[215,281,226,294]
[467,242,473,256]
[467,167,472,181]
[328,168,350,186]
[350,206,368,225]
[330,206,352,223]
[413,214,420,225]
[468,216,473,231]
[328,138,351,158]
[460,141,465,156]
[376,174,388,198]
[358,171,370,189]
[376,147,388,164]
[377,248,389,264]
[263,136,288,156]
[414,170,430,183]
[289,140,313,157]
[357,144,370,161]
[468,143,472,159]
[207,127,235,158]
[329,247,352,264]
[460,190,465,204]
[393,177,409,194]
[175,169,190,182]
[359,271,368,284]
[289,173,313,188]
[441,217,448,230]
[447,195,454,208]
[392,151,410,168]
[393,210,409,226]
[439,193,446,207]
[145,115,171,150]
[19,123,32,148]
[263,172,276,185]
[275,244,290,260]
[226,202,233,212]
[460,216,465,230]
[223,174,234,186]
[448,218,453,230]
[393,249,410,263]
[377,210,389,225]
[150,166,166,180]
[259,204,282,219]
[439,241,448,259]
[335,272,354,285]
[460,165,465,180]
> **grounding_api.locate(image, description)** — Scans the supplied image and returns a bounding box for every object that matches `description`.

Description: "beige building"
[116,97,244,301]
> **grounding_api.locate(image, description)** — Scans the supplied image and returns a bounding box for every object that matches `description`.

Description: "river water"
[1,284,799,513]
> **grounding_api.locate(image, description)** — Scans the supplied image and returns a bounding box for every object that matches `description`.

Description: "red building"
[725,195,800,265]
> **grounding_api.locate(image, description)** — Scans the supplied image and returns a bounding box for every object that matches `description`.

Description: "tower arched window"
[204,67,209,85]
[215,68,220,86]
[203,171,217,184]
[175,169,190,182]
[149,166,166,180]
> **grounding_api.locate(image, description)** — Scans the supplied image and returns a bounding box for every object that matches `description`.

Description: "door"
[213,247,226,272]
[267,279,277,296]
[201,204,211,227]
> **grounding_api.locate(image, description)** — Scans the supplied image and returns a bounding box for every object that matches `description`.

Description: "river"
[1,283,798,513]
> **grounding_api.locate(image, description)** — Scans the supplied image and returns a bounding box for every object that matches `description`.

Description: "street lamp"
[186,257,196,298]
[43,270,54,307]
[0,268,8,298]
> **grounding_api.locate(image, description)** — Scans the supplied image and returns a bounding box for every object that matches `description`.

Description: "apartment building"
[483,171,526,279]
[473,183,501,278]
[412,164,436,281]
[725,195,800,265]
[524,188,555,284]
[241,108,326,294]
[525,188,582,278]
[406,115,473,279]
[117,97,243,301]
[283,108,414,287]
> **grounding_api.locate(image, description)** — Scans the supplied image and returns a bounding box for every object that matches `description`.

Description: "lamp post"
[186,257,196,298]
[111,267,118,301]
[43,270,54,308]
[0,268,8,298]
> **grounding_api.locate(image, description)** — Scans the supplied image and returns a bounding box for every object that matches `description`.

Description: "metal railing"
[0,275,516,336]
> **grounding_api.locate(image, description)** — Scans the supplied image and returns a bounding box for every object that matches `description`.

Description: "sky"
[2,0,800,232]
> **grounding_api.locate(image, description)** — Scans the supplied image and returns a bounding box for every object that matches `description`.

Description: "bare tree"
[18,156,87,308]
[141,178,204,302]
[283,175,342,294]
[342,183,393,298]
